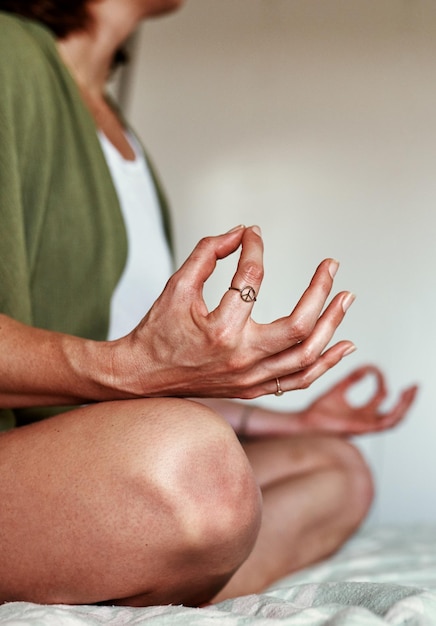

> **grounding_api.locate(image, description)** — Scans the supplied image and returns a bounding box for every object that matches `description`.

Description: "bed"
[1,524,435,625]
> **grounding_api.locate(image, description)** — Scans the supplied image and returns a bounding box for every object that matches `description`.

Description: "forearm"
[0,315,125,408]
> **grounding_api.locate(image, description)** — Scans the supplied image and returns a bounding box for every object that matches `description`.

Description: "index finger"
[334,365,386,397]
[171,226,246,298]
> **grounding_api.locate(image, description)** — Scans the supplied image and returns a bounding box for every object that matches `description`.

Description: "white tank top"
[98,131,173,340]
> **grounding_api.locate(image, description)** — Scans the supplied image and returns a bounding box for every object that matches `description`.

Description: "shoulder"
[0,12,73,142]
[0,12,58,94]
[0,13,46,62]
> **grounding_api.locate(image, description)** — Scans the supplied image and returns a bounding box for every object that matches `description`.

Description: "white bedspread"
[1,525,435,625]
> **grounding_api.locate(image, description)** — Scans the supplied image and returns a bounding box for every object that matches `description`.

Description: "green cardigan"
[0,13,172,429]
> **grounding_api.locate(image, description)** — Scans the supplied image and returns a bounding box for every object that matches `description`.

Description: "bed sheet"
[1,525,435,625]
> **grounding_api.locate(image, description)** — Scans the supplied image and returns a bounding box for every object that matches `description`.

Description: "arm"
[0,226,355,409]
[199,365,418,438]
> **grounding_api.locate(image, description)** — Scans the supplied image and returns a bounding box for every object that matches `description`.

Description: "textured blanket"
[1,525,435,625]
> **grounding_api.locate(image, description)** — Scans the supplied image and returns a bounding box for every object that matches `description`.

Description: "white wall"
[124,0,436,524]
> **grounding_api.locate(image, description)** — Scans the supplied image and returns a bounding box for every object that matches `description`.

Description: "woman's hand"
[112,225,356,399]
[296,365,418,435]
[202,366,418,438]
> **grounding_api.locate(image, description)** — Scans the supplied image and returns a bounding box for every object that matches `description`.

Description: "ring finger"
[243,340,356,399]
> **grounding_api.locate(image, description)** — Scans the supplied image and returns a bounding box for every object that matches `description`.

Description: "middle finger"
[217,225,265,328]
[263,290,355,377]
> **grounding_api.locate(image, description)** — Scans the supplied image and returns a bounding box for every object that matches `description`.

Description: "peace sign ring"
[228,285,257,303]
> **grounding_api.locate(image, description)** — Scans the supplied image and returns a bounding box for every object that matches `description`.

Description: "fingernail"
[226,224,245,233]
[343,343,357,357]
[342,292,356,312]
[251,225,262,236]
[329,259,339,279]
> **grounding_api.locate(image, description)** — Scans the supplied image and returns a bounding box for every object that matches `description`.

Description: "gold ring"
[274,377,284,397]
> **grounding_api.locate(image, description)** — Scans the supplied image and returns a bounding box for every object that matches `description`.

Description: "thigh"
[0,399,260,606]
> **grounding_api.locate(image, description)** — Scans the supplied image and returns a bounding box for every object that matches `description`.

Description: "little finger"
[240,340,356,399]
[267,341,357,397]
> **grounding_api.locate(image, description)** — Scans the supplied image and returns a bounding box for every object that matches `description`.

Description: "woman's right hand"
[0,226,355,410]
[110,225,356,400]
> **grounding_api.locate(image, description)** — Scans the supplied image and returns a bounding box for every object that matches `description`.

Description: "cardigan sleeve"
[0,14,132,428]
[0,91,33,325]
[0,96,32,430]
[0,17,39,429]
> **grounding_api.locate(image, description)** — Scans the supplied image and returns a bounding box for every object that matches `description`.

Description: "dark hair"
[0,1,94,38]
[0,0,128,67]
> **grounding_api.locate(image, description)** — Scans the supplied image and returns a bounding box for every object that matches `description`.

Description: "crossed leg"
[214,434,374,601]
[0,398,261,607]
[0,400,373,607]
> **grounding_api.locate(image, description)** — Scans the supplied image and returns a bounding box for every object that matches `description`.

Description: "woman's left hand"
[298,365,418,435]
[228,365,418,437]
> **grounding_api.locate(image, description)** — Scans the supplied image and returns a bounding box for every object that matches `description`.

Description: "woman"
[0,0,417,607]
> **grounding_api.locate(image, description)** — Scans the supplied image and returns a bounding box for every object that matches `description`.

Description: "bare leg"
[214,435,373,601]
[0,399,261,607]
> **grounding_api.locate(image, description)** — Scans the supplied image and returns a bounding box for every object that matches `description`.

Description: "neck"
[57,4,140,99]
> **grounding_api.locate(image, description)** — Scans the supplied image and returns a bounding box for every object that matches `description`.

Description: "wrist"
[67,335,141,402]
[238,404,255,437]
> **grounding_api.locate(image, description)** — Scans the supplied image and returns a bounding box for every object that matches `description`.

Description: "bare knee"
[114,399,262,604]
[0,399,261,606]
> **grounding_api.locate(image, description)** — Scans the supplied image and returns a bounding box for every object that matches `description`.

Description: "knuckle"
[287,316,312,344]
[239,260,263,285]
[188,237,209,262]
[297,344,318,370]
[208,323,233,349]
[197,235,215,250]
[297,369,315,390]
[170,273,191,299]
[240,388,260,400]
[191,235,215,260]
[207,327,251,371]
[226,351,252,373]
